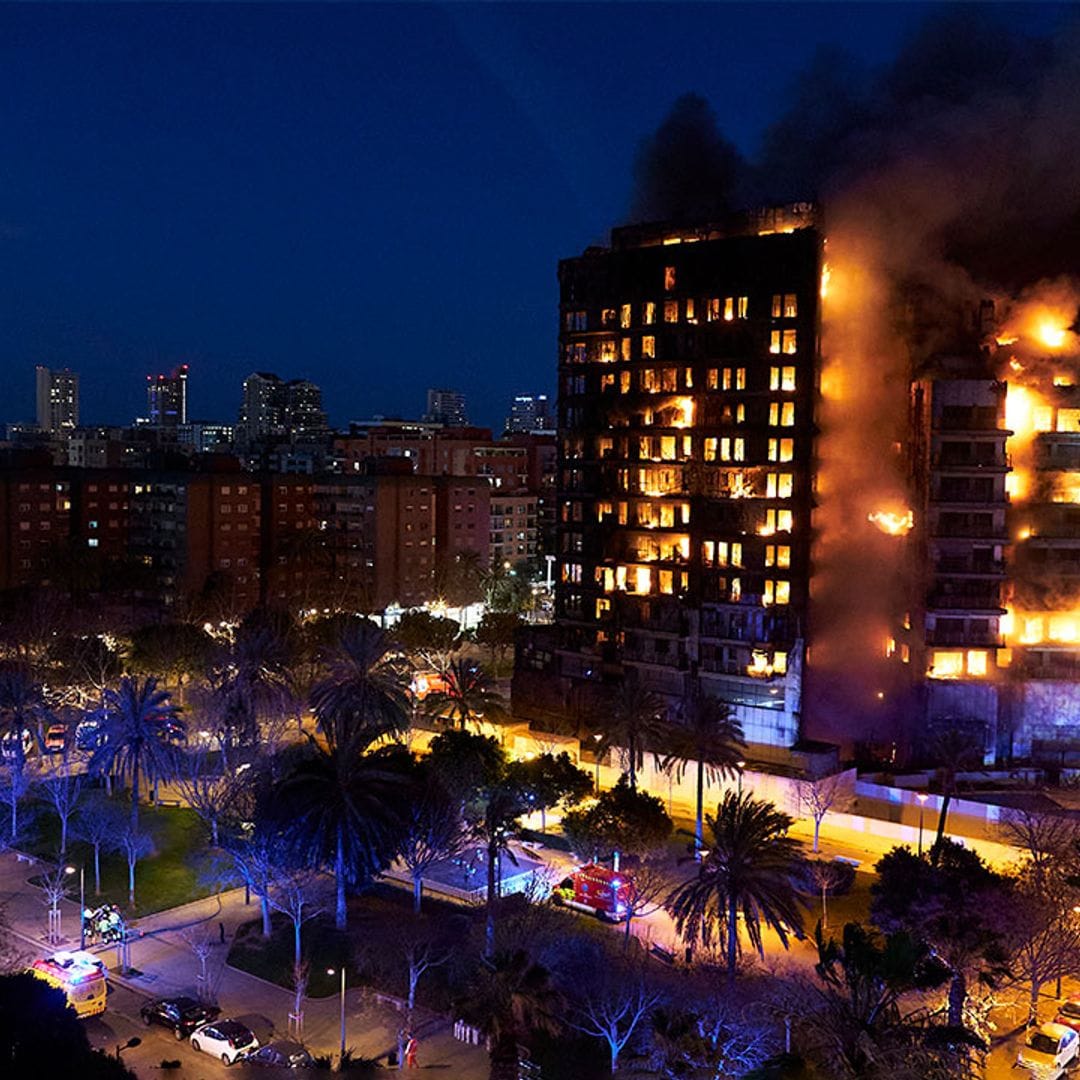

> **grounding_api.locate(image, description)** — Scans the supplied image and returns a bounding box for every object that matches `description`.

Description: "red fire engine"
[554,863,633,921]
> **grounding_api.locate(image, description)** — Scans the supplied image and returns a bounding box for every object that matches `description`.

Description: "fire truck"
[553,863,633,921]
[28,950,108,1018]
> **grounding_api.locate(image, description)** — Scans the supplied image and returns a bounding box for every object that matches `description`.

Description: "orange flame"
[867,509,914,536]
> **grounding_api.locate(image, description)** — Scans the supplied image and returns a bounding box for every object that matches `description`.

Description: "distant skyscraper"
[239,372,327,441]
[35,366,80,433]
[505,393,553,434]
[423,388,468,427]
[147,364,189,427]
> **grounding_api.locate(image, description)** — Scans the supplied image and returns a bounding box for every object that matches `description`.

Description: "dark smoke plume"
[626,9,1080,754]
[629,93,748,224]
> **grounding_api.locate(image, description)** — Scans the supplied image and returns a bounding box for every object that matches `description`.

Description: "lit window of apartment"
[620,337,632,361]
[684,367,693,388]
[661,368,678,392]
[620,303,632,328]
[769,366,797,391]
[723,297,734,321]
[659,569,674,594]
[601,308,617,326]
[731,577,742,601]
[664,265,676,290]
[599,339,617,362]
[620,370,631,394]
[764,544,791,569]
[642,335,655,359]
[769,402,796,426]
[685,298,696,322]
[707,298,721,322]
[600,373,616,391]
[765,473,794,499]
[782,329,797,354]
[770,330,782,355]
[643,301,656,325]
[736,368,746,390]
[664,300,678,323]
[737,296,748,318]
[784,294,798,317]
[707,368,718,389]
[722,367,732,391]
[642,369,659,393]
[767,438,794,462]
[704,437,717,462]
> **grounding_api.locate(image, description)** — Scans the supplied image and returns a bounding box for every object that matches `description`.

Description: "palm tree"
[272,729,408,930]
[666,791,806,986]
[0,663,51,841]
[310,620,410,745]
[87,676,183,831]
[593,682,667,792]
[421,658,508,730]
[929,726,984,857]
[659,688,745,861]
[465,950,562,1080]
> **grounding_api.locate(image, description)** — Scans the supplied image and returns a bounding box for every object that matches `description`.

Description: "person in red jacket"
[404,1033,418,1069]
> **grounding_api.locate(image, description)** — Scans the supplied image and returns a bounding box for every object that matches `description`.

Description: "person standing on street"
[404,1033,418,1069]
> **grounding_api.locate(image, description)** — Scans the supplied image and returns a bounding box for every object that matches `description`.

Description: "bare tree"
[267,866,328,973]
[620,857,672,949]
[798,773,848,853]
[569,962,662,1074]
[400,922,451,1026]
[220,829,279,938]
[40,862,71,945]
[119,825,152,907]
[290,958,310,1040]
[807,859,850,931]
[173,747,233,847]
[72,793,126,894]
[181,926,217,1004]
[399,782,469,913]
[38,768,82,858]
[1000,808,1079,889]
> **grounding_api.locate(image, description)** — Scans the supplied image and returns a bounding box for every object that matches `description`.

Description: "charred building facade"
[515,206,822,752]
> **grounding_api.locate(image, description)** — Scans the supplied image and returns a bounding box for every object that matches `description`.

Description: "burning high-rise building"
[514,204,821,752]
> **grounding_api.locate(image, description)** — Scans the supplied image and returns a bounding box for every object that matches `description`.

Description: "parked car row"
[140,996,314,1068]
[1016,1006,1080,1078]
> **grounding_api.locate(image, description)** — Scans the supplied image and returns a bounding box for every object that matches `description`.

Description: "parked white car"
[1017,1022,1080,1078]
[189,1018,259,1065]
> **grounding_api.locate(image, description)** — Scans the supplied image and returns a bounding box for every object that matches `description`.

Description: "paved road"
[0,850,488,1077]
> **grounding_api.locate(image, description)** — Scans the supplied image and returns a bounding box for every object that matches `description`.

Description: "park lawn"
[24,796,215,918]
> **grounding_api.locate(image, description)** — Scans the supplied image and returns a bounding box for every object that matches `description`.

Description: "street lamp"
[736,760,746,798]
[327,966,346,1069]
[65,864,85,950]
[916,793,929,857]
[115,1036,141,1061]
[592,733,603,792]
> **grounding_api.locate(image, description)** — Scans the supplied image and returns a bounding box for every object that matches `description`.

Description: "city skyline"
[5,3,1061,431]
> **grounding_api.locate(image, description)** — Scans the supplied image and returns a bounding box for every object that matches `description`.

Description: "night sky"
[0,3,1069,431]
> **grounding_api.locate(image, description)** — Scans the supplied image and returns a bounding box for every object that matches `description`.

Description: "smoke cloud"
[627,9,1080,754]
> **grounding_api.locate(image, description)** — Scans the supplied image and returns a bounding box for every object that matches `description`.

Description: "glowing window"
[633,566,652,594]
[600,340,616,362]
[966,650,988,676]
[735,368,746,390]
[684,367,693,388]
[708,298,721,322]
[775,580,790,604]
[620,304,632,329]
[600,373,615,391]
[720,438,732,462]
[620,337,631,361]
[770,330,782,355]
[763,579,774,605]
[618,502,628,524]
[664,266,676,290]
[931,650,964,677]
[731,577,741,601]
[685,299,695,322]
[1058,409,1080,433]
[771,402,796,426]
[769,366,781,390]
[664,300,679,323]
[1034,407,1053,431]
[661,436,676,461]
[782,329,797,354]
[642,336,655,359]
[620,370,631,393]
[768,438,794,462]
[782,367,796,390]
[724,297,734,321]
[595,598,611,618]
[680,503,690,524]
[776,545,790,568]
[662,368,678,392]
[704,437,717,462]
[771,294,783,318]
[737,296,748,318]
[707,368,718,389]
[644,302,656,325]
[703,540,715,563]
[642,369,658,392]
[722,368,732,391]
[731,542,743,567]
[659,569,674,594]
[774,651,788,673]
[784,294,798,317]
[736,404,746,423]
[601,308,617,326]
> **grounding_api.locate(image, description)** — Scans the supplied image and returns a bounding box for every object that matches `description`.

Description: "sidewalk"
[0,850,488,1074]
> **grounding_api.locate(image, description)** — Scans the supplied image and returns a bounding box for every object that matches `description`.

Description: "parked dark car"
[246,1041,314,1069]
[140,996,221,1039]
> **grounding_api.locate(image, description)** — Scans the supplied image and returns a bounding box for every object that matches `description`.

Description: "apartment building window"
[620,303,632,328]
[737,296,749,318]
[707,298,720,322]
[769,402,796,426]
[620,337,632,361]
[685,299,696,322]
[767,438,794,462]
[769,366,797,391]
[707,368,718,390]
[664,300,678,323]
[765,544,791,569]
[765,473,794,499]
[664,265,676,290]
[642,336,656,359]
[643,301,656,325]
[601,308,617,326]
[599,339,617,362]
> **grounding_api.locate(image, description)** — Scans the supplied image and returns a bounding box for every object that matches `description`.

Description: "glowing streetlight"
[327,966,346,1069]
[736,760,746,798]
